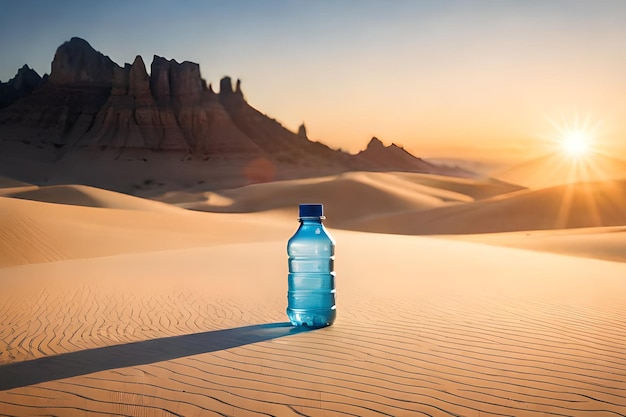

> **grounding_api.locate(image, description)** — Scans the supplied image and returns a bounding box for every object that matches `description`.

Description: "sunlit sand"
[1,173,626,415]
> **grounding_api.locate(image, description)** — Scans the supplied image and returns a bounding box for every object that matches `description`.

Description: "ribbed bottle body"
[286,216,336,327]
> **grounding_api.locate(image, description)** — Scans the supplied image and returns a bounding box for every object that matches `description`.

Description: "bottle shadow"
[0,322,308,391]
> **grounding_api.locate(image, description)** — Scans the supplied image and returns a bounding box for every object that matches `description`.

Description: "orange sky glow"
[2,1,626,165]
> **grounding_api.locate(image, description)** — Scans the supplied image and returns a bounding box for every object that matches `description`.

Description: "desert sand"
[1,173,626,416]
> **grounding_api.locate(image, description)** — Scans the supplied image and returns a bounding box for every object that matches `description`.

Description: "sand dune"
[0,177,38,196]
[0,177,34,189]
[161,171,521,228]
[1,177,626,415]
[0,195,293,267]
[350,178,626,235]
[3,184,185,212]
[383,171,524,200]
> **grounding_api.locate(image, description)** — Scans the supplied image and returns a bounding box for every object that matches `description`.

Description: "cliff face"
[0,37,471,182]
[0,38,266,157]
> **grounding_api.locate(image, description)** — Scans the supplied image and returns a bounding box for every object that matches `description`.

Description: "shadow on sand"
[0,322,308,391]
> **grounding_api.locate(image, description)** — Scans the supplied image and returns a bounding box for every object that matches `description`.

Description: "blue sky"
[2,1,626,161]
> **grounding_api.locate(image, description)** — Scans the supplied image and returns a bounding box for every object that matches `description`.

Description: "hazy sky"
[1,0,626,162]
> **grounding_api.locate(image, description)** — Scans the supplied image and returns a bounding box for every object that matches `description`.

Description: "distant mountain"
[355,137,439,172]
[0,37,472,190]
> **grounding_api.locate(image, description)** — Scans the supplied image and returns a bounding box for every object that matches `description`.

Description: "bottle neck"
[299,216,324,224]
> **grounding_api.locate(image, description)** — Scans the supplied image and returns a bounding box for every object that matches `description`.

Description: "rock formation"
[0,37,472,187]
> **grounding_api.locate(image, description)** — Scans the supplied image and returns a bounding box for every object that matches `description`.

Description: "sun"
[534,114,610,187]
[545,114,603,159]
[562,130,590,157]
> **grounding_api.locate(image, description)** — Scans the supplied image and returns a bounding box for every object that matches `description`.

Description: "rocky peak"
[12,65,42,90]
[298,123,308,138]
[0,64,43,108]
[356,136,434,172]
[366,136,385,150]
[49,37,118,87]
[364,137,408,153]
[129,55,150,98]
[219,76,234,94]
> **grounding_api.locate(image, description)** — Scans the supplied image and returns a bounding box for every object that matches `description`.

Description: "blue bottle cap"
[299,204,323,218]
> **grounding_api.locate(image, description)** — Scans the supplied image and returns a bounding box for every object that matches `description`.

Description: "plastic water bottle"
[287,204,336,327]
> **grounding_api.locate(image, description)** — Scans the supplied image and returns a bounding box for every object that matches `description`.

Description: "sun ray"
[555,171,577,229]
[542,114,601,228]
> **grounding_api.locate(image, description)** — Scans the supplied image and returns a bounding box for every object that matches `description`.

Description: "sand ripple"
[1,257,625,416]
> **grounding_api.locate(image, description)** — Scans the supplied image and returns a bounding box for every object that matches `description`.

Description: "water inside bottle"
[286,206,336,327]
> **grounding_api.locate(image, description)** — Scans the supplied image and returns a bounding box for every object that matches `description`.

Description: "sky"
[1,0,626,163]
